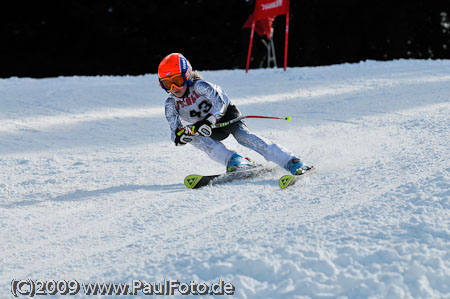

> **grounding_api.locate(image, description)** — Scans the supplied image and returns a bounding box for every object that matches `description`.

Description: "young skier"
[159,53,310,174]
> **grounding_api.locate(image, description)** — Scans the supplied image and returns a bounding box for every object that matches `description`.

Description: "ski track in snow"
[1,60,449,298]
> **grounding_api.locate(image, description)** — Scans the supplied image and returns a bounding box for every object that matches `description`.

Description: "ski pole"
[212,115,292,128]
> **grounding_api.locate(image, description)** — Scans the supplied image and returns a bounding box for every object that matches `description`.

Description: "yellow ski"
[184,174,209,189]
[279,175,295,189]
[278,166,315,189]
[184,166,272,189]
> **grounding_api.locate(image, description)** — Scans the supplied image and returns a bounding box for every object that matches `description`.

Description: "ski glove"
[175,127,194,146]
[192,114,216,137]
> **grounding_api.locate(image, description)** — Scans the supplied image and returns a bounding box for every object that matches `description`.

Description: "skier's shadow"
[49,183,186,202]
[1,184,184,208]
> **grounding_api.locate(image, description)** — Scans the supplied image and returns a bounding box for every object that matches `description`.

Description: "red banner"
[246,0,290,72]
[242,13,274,39]
[254,0,290,20]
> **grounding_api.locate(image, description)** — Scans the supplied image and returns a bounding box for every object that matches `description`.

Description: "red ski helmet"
[158,53,193,93]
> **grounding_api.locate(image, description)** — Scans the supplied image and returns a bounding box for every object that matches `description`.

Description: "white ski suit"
[164,79,294,167]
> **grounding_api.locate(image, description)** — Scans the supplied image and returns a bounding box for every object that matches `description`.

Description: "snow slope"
[1,60,449,298]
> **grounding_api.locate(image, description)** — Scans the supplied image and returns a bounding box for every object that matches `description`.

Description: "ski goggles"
[159,73,187,93]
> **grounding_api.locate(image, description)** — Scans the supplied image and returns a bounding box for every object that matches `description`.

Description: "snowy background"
[1,60,449,298]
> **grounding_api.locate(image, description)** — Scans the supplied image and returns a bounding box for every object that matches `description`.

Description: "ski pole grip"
[212,116,246,129]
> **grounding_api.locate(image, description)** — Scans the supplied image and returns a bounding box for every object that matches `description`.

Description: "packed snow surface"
[1,60,449,298]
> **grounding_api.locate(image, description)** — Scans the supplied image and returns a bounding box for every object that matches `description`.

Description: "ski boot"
[226,153,256,173]
[284,157,311,175]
